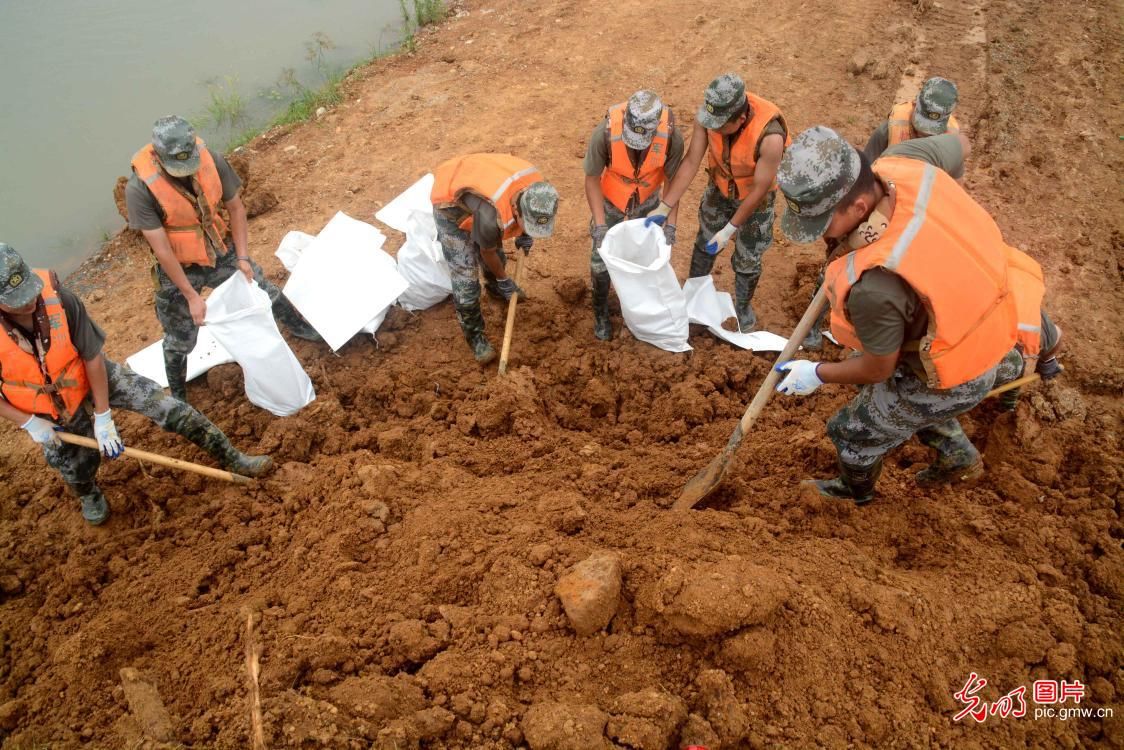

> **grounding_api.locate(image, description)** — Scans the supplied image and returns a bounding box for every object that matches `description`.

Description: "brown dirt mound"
[2,0,1121,747]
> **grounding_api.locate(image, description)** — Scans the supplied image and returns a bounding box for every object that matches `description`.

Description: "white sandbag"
[396,209,451,311]
[374,173,435,233]
[599,219,691,352]
[204,276,315,417]
[124,327,234,389]
[683,276,790,351]
[282,212,408,350]
[275,230,316,272]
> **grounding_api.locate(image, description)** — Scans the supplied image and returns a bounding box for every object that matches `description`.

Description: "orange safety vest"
[430,154,544,242]
[706,93,790,200]
[887,101,961,147]
[825,157,1017,389]
[0,270,90,421]
[130,138,229,267]
[600,102,670,212]
[1005,246,1045,357]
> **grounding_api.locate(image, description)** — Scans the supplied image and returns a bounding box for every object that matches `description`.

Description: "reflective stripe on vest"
[705,93,790,200]
[130,138,228,268]
[430,154,544,242]
[887,102,961,147]
[1005,246,1046,357]
[599,103,670,213]
[825,157,1018,389]
[0,270,90,421]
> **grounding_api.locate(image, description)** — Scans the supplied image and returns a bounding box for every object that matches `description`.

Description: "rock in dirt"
[554,550,622,636]
[694,669,750,746]
[522,702,611,750]
[648,558,794,637]
[606,688,688,750]
[0,699,25,731]
[679,712,721,749]
[119,667,174,742]
[329,673,426,722]
[388,618,444,663]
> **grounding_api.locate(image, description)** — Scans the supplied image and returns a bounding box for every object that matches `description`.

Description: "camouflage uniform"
[433,211,508,346]
[827,349,1023,469]
[155,241,309,398]
[688,183,776,281]
[42,358,251,498]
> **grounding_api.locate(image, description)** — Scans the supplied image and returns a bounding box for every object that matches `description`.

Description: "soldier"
[771,126,1056,504]
[430,153,558,363]
[645,73,789,332]
[125,115,320,403]
[862,77,962,171]
[0,245,271,525]
[583,90,685,340]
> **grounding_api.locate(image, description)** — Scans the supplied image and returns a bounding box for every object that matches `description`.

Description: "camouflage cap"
[697,73,746,130]
[912,77,959,136]
[152,115,201,177]
[518,182,559,238]
[0,244,43,309]
[776,126,861,244]
[622,90,664,150]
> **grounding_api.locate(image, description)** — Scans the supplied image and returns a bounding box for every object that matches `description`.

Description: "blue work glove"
[774,360,824,396]
[21,415,61,447]
[93,409,124,459]
[705,222,738,255]
[496,277,526,301]
[643,201,672,228]
[514,234,533,255]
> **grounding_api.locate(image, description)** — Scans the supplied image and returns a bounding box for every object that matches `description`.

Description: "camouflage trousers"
[42,358,239,497]
[154,242,303,356]
[689,183,776,280]
[827,349,1025,468]
[590,194,660,275]
[434,212,508,340]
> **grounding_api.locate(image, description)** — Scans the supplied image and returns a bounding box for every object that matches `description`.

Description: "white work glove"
[774,360,824,396]
[705,222,739,255]
[93,409,124,459]
[21,415,61,447]
[643,201,672,227]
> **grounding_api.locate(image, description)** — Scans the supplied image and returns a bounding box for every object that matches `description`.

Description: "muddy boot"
[224,449,274,478]
[916,422,982,486]
[733,272,760,333]
[163,401,274,478]
[803,458,883,505]
[454,302,496,364]
[163,350,189,403]
[78,487,110,525]
[272,296,323,342]
[688,244,717,278]
[802,302,828,351]
[591,270,613,341]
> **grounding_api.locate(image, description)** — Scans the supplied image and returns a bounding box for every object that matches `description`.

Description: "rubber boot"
[164,401,274,478]
[454,302,496,364]
[163,350,189,403]
[916,427,982,486]
[803,458,883,505]
[272,296,323,342]
[79,488,110,525]
[802,303,828,351]
[688,244,717,278]
[591,270,613,341]
[733,272,760,333]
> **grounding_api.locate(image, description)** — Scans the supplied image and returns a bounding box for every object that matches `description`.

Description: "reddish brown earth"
[1,0,1122,747]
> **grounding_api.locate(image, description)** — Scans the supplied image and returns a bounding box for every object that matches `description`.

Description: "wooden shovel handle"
[498,254,525,375]
[58,432,251,485]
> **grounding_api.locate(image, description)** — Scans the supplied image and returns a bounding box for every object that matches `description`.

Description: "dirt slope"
[1,0,1121,747]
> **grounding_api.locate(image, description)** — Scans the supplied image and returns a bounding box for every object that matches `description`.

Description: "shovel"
[58,432,253,485]
[674,285,829,510]
[497,253,526,376]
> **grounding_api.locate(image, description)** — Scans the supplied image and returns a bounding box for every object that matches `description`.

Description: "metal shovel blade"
[674,446,734,510]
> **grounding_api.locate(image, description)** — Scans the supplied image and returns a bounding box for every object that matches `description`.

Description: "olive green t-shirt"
[862,122,964,180]
[435,192,530,251]
[124,149,242,231]
[845,134,965,369]
[582,117,686,178]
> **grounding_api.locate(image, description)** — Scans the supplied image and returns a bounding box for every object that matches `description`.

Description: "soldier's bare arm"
[816,350,899,385]
[83,353,111,414]
[730,133,785,226]
[584,174,607,226]
[225,194,253,282]
[658,120,709,209]
[142,228,206,325]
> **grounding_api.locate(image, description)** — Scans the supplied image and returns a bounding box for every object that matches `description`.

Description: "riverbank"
[2,0,1122,746]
